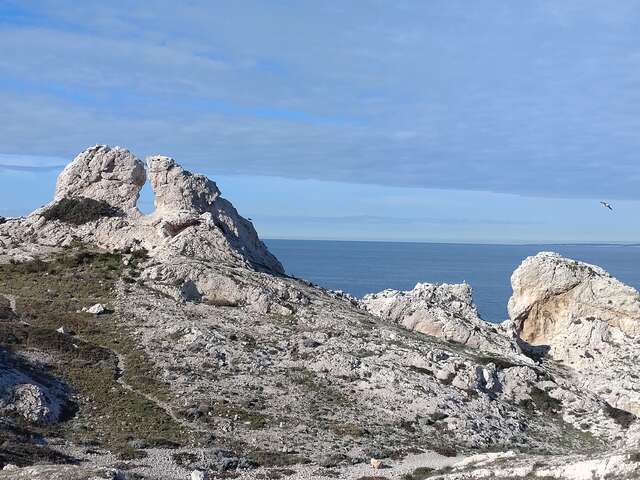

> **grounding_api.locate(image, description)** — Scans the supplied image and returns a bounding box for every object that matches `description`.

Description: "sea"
[265,240,640,323]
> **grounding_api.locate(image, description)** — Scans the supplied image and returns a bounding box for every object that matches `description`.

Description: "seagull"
[600,201,613,211]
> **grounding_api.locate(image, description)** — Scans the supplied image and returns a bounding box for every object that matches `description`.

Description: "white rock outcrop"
[509,252,640,343]
[362,282,524,358]
[0,145,291,313]
[54,145,146,209]
[508,252,640,415]
[146,155,284,274]
[85,303,106,315]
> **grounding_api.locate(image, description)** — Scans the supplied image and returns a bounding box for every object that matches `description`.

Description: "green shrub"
[42,197,123,225]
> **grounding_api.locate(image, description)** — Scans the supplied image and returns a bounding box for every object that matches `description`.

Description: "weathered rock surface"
[0,145,289,313]
[2,147,640,479]
[54,145,146,209]
[509,252,640,416]
[147,155,283,274]
[509,252,640,342]
[0,350,68,424]
[361,282,524,359]
[431,450,640,479]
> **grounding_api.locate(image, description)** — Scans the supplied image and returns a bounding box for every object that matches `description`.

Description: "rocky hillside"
[1,146,640,479]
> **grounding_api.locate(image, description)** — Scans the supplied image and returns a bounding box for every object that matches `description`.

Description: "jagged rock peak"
[147,155,221,213]
[55,145,146,209]
[146,154,284,274]
[362,282,526,358]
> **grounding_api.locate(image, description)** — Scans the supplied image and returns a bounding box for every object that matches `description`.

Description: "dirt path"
[107,347,214,435]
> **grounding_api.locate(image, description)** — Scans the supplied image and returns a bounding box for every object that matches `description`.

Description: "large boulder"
[508,252,640,415]
[361,282,524,358]
[509,252,640,344]
[54,145,146,209]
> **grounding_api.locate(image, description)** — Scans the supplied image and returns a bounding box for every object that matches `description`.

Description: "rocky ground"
[1,145,640,479]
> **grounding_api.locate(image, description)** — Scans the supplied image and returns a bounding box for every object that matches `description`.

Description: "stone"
[54,145,146,209]
[302,338,321,348]
[0,383,62,424]
[190,470,208,480]
[370,458,383,469]
[86,303,106,315]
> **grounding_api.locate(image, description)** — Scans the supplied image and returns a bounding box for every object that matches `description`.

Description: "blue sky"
[1,1,640,242]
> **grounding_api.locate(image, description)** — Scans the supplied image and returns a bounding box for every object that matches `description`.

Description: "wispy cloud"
[0,153,67,174]
[0,164,65,172]
[257,214,539,226]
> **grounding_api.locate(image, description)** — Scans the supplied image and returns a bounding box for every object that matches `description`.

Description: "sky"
[1,1,640,243]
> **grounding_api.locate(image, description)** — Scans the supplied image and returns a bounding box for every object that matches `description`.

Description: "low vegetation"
[42,197,123,225]
[0,247,187,456]
[401,467,436,480]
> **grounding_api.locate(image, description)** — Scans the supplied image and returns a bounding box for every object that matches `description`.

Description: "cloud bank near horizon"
[2,1,640,200]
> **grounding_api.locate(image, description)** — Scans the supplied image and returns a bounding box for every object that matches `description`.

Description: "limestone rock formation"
[146,155,284,274]
[362,282,524,359]
[0,145,288,312]
[508,252,640,415]
[54,145,146,209]
[432,450,640,479]
[509,252,640,343]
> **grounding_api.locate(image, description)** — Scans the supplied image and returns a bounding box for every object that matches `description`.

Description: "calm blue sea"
[265,240,640,322]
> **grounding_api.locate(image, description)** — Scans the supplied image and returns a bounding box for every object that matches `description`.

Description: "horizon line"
[263,237,640,247]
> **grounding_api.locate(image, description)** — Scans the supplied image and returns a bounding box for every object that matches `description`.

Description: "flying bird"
[600,201,613,211]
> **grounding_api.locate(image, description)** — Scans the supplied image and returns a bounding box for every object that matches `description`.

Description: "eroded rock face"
[55,145,146,209]
[147,155,284,274]
[361,282,524,358]
[148,156,220,213]
[508,252,640,415]
[509,252,640,344]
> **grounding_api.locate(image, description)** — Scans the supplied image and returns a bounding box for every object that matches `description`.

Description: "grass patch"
[519,387,562,414]
[604,403,636,429]
[246,450,310,467]
[0,248,187,455]
[401,467,436,480]
[42,197,123,225]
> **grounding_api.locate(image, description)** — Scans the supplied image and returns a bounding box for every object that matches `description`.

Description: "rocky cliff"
[1,147,640,479]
